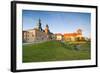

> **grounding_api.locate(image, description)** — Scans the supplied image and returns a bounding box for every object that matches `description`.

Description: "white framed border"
[11,1,97,71]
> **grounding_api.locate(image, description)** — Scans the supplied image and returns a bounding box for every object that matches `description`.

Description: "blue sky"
[22,10,91,37]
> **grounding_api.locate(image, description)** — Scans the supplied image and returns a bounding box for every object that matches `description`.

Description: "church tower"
[35,19,43,31]
[77,29,82,35]
[45,24,50,34]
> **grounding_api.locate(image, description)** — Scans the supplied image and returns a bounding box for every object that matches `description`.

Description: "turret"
[45,24,50,34]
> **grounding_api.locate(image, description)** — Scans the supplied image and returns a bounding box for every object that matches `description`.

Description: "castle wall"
[23,29,49,43]
[35,30,48,42]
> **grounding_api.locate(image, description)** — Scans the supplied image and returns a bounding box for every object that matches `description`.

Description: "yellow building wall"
[56,35,62,40]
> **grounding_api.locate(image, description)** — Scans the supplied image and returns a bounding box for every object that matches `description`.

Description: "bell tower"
[45,24,50,34]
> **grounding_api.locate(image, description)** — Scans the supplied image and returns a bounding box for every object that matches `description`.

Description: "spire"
[35,19,43,31]
[39,18,41,24]
[46,24,49,28]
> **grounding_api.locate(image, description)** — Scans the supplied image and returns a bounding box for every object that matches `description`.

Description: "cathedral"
[23,19,53,43]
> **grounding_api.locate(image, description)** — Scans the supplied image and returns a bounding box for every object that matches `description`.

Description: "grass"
[23,41,91,63]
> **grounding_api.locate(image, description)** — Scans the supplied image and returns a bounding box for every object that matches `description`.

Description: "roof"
[55,33,63,36]
[64,33,80,36]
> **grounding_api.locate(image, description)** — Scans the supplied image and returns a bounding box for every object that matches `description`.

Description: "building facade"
[63,29,84,41]
[23,19,53,43]
[55,29,84,41]
[55,33,63,41]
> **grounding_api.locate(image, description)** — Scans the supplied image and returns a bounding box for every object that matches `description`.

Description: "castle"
[23,19,53,43]
[23,19,84,43]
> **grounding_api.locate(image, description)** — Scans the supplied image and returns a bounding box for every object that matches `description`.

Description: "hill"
[23,41,90,63]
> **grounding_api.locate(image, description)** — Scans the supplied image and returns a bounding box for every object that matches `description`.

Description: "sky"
[22,10,91,37]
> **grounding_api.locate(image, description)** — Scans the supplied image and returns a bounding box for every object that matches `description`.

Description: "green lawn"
[23,41,91,63]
